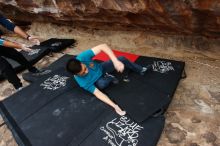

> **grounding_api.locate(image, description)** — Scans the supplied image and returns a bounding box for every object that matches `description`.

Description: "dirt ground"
[0,22,219,146]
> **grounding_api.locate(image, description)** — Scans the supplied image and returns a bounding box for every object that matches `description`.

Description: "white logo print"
[51,42,62,47]
[100,116,144,146]
[152,61,175,73]
[28,49,40,56]
[40,75,69,90]
[33,70,52,76]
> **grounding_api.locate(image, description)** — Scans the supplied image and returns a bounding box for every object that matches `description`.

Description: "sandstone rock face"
[0,0,220,37]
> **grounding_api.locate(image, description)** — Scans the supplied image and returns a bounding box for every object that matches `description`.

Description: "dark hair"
[66,58,82,75]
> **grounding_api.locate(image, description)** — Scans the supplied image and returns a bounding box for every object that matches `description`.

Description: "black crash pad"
[134,56,185,96]
[0,68,108,146]
[1,68,74,123]
[102,56,185,122]
[40,38,76,52]
[0,54,185,146]
[70,111,165,146]
[106,77,170,122]
[22,54,184,121]
[16,88,108,146]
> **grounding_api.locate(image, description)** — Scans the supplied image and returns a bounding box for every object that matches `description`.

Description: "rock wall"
[0,0,220,37]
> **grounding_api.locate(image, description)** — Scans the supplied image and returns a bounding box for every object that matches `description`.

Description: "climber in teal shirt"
[74,49,103,93]
[66,44,152,116]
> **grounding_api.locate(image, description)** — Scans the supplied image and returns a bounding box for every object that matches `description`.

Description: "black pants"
[0,46,34,89]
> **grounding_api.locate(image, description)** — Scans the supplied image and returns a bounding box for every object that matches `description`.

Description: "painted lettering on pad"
[100,116,144,146]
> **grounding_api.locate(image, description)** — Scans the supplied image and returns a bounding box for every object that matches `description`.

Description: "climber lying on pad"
[66,44,152,116]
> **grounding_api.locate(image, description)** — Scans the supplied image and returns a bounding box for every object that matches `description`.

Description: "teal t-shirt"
[74,49,103,93]
[0,39,4,46]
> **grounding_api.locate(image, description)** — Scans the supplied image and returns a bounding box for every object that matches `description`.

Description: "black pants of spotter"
[0,46,34,89]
